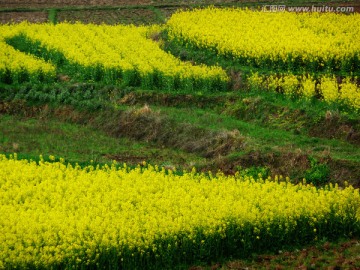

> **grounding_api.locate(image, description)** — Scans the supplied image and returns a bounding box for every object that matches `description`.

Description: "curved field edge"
[0,155,360,269]
[1,23,228,92]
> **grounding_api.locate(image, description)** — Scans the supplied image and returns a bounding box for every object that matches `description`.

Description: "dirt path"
[1,0,359,25]
[1,0,358,10]
[0,0,153,9]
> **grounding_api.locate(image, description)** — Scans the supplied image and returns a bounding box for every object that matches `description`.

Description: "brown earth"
[0,0,236,9]
[161,6,180,18]
[0,11,48,23]
[57,8,159,25]
[213,150,360,188]
[0,0,359,10]
[0,0,153,9]
[1,1,359,24]
[191,239,360,270]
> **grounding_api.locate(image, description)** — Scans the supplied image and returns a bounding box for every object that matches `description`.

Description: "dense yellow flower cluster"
[167,8,360,73]
[0,23,228,90]
[0,34,55,83]
[248,73,360,110]
[1,155,359,268]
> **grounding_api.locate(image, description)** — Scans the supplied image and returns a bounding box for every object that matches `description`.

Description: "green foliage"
[0,114,203,170]
[6,34,66,66]
[236,166,270,179]
[48,8,58,24]
[148,6,166,23]
[0,82,112,110]
[304,157,331,186]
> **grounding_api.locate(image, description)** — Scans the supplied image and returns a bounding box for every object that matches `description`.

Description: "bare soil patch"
[160,6,180,19]
[0,1,359,25]
[0,0,152,9]
[57,8,159,24]
[0,11,48,23]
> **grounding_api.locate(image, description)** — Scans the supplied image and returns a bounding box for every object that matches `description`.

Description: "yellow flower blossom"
[0,155,359,268]
[167,8,360,73]
[0,22,228,90]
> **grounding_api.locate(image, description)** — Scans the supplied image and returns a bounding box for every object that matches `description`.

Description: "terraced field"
[1,1,360,269]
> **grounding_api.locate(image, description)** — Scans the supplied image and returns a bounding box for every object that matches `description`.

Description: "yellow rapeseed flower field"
[0,35,55,83]
[247,73,360,110]
[0,22,228,90]
[0,155,359,268]
[167,7,360,73]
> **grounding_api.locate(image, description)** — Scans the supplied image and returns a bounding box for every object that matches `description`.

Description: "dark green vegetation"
[0,1,360,269]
